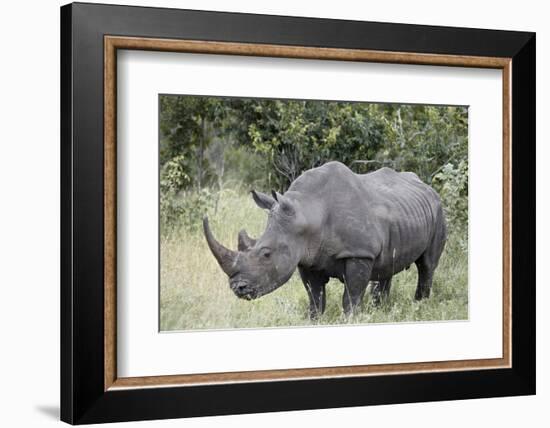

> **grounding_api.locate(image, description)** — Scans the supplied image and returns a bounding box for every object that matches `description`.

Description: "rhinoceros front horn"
[203,217,238,277]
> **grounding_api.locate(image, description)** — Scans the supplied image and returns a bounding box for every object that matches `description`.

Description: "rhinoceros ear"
[251,190,276,210]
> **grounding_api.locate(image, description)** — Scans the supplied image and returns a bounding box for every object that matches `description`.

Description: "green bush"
[161,188,216,233]
[432,160,468,246]
[223,145,270,189]
[160,155,215,232]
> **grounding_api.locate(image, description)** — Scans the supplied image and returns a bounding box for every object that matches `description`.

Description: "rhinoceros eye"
[260,248,271,259]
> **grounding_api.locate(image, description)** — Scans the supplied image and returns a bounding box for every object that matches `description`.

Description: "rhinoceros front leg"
[298,266,329,320]
[371,277,393,305]
[342,258,373,316]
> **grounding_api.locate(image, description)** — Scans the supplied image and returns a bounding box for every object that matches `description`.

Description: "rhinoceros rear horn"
[203,217,238,277]
[237,229,257,251]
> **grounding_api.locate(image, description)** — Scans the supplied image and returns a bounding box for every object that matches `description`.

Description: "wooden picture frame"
[61,2,535,424]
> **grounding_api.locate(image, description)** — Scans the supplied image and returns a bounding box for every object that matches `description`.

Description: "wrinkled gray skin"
[203,161,447,318]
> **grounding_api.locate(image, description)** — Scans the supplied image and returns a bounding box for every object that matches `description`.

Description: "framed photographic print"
[60,2,535,424]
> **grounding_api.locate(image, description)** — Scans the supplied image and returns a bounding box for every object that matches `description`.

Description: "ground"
[160,189,468,331]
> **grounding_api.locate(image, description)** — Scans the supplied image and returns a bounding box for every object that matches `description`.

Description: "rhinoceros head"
[203,190,303,300]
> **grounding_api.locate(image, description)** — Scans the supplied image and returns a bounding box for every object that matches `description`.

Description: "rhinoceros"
[203,161,447,318]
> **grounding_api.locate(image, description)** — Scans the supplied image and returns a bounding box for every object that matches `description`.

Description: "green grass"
[160,190,468,331]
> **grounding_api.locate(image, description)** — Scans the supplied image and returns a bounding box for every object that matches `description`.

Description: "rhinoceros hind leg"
[298,267,329,320]
[414,235,445,300]
[342,258,373,316]
[415,209,447,300]
[414,261,434,300]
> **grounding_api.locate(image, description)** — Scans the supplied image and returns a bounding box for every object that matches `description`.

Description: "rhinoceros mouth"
[230,280,258,300]
[230,268,296,301]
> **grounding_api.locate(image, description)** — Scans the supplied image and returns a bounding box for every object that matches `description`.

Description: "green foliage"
[160,155,189,227]
[161,187,216,233]
[159,95,469,234]
[371,105,468,182]
[246,100,386,188]
[160,95,228,191]
[160,155,190,193]
[160,155,215,232]
[432,160,469,243]
[223,145,270,189]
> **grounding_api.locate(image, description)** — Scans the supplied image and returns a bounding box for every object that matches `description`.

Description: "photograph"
[159,95,469,331]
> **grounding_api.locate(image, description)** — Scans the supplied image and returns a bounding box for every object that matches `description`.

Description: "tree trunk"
[197,116,206,191]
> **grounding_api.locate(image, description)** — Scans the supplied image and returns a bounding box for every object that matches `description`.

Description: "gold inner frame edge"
[104,36,512,391]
